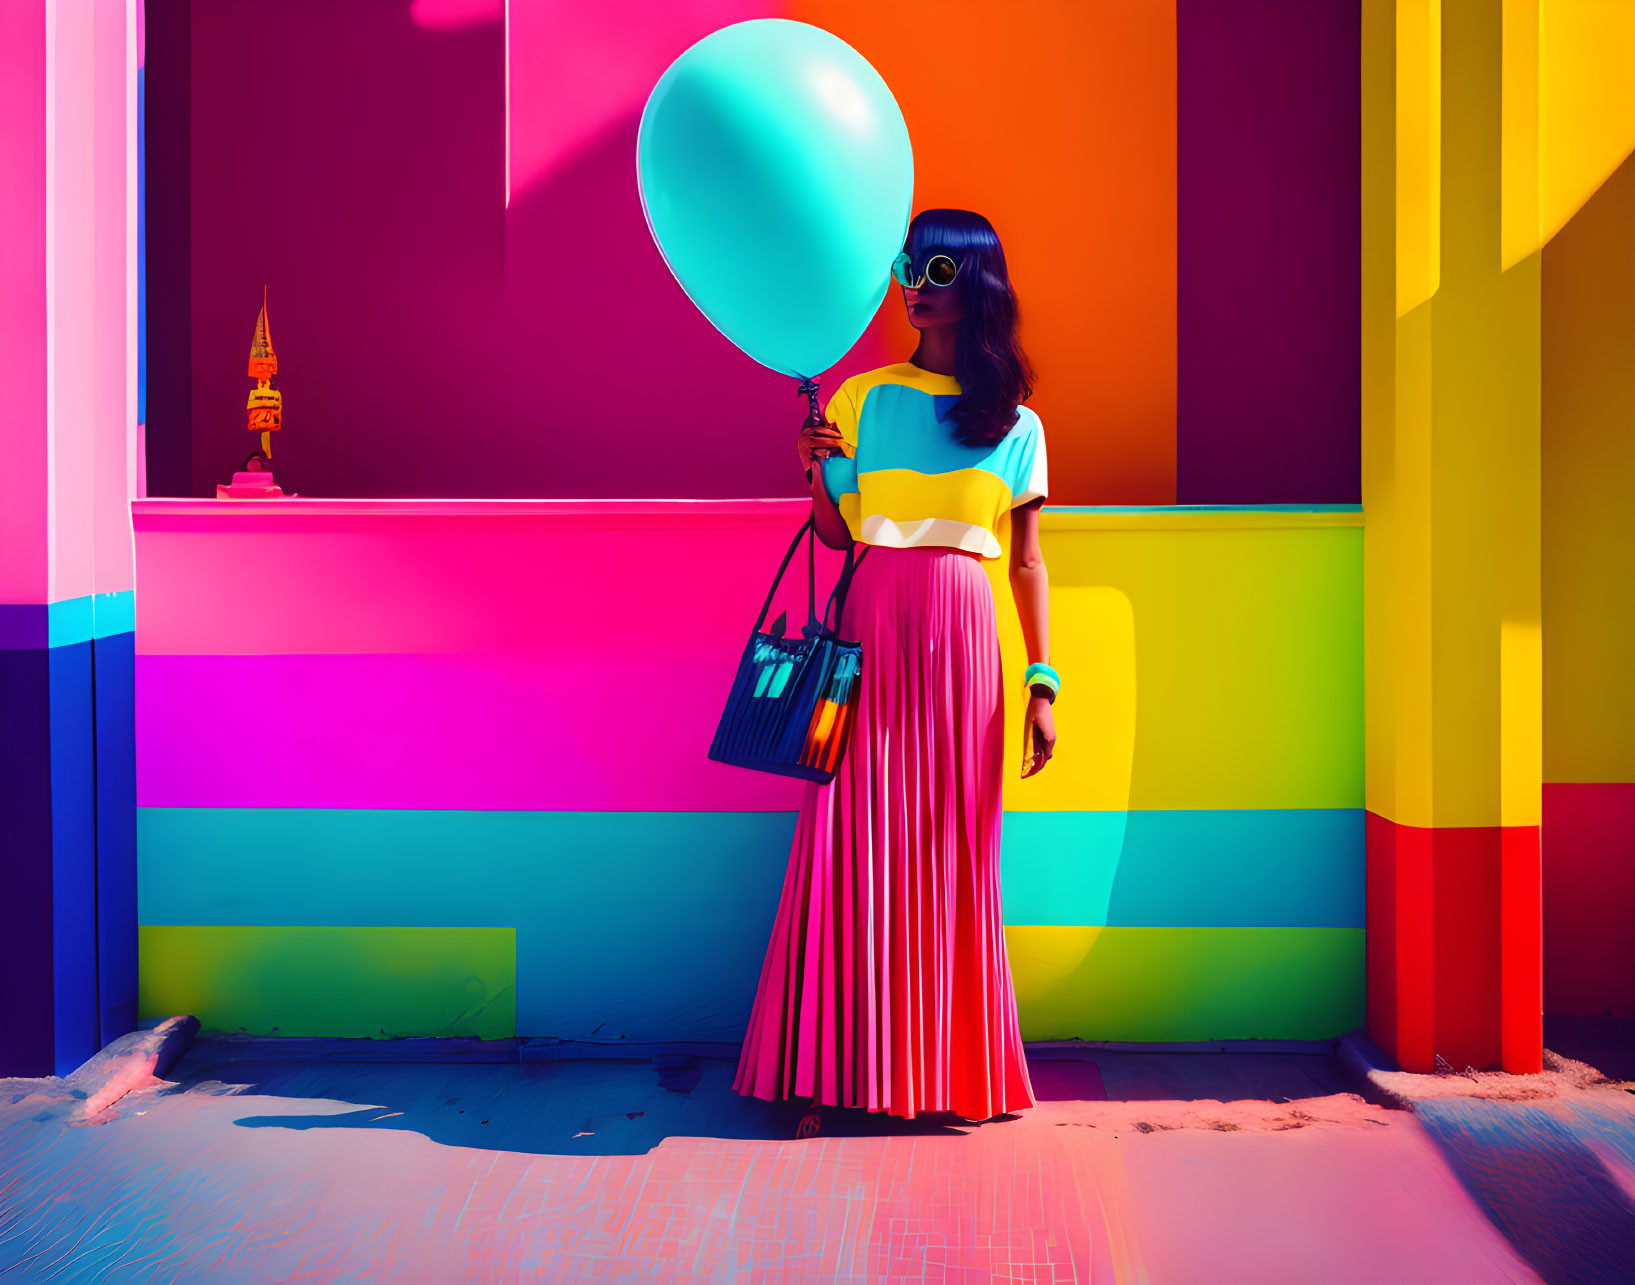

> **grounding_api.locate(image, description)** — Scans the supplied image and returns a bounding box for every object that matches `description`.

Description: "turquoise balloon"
[637,19,913,380]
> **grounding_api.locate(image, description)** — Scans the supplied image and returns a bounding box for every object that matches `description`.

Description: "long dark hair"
[902,208,1035,447]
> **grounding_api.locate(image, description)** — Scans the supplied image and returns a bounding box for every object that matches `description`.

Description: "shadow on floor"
[162,1044,1352,1158]
[1086,1049,1344,1104]
[1418,1097,1635,1285]
[169,1055,980,1156]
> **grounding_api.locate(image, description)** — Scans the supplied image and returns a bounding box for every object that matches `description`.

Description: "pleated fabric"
[732,545,1036,1121]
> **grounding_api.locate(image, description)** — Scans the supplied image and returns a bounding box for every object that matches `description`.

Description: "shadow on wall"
[489,112,899,499]
[186,0,896,500]
[1542,145,1635,1022]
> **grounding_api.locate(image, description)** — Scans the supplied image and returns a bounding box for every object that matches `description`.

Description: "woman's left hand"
[1021,694,1056,778]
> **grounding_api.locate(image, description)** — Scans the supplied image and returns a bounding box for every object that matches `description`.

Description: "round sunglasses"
[891,250,962,289]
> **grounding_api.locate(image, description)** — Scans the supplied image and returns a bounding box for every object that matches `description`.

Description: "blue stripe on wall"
[50,643,100,1077]
[0,624,145,1073]
[95,633,139,1044]
[0,649,57,1074]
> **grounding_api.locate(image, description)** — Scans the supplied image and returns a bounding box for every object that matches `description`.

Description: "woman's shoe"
[794,1108,823,1138]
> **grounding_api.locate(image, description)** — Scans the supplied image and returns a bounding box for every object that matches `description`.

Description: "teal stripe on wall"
[89,590,136,639]
[1001,809,1363,928]
[0,591,136,649]
[140,808,796,927]
[139,807,1361,931]
[53,591,135,645]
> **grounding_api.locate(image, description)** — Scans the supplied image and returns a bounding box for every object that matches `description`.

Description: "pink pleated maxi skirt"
[732,544,1036,1121]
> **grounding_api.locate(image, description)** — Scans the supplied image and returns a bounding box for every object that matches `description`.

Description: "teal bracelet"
[1023,661,1060,701]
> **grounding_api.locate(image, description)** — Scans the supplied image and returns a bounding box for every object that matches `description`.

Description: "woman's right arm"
[798,419,855,550]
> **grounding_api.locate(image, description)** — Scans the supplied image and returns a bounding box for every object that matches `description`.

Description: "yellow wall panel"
[1537,0,1635,258]
[1396,0,1441,316]
[1366,0,1542,830]
[1502,0,1541,270]
[992,519,1362,813]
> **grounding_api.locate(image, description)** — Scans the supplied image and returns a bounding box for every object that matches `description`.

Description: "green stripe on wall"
[138,925,516,1039]
[1006,925,1364,1042]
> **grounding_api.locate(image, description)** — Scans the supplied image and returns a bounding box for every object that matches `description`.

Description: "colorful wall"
[132,501,1364,1044]
[143,0,1360,506]
[10,0,1629,1076]
[1,0,143,1077]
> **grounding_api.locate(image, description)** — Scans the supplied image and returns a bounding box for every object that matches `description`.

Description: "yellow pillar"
[1361,0,1543,1074]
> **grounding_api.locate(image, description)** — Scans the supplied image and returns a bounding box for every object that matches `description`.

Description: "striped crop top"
[819,362,1048,560]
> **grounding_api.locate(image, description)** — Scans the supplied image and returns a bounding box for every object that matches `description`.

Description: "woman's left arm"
[1008,497,1056,778]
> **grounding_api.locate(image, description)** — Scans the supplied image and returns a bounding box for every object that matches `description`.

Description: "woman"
[732,209,1058,1130]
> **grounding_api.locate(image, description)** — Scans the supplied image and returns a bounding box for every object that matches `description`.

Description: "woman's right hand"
[797,419,846,474]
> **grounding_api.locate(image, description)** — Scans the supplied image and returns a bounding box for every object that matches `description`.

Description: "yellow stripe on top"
[854,467,1016,558]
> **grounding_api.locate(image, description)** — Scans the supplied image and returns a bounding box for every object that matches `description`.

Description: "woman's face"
[900,251,967,330]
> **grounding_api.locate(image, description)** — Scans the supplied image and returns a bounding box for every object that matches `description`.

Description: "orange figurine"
[246,284,282,459]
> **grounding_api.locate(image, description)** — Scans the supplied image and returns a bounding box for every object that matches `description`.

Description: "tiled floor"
[4,1044,1629,1282]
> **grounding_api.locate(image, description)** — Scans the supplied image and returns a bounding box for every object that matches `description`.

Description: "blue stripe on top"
[854,384,1041,493]
[820,375,1044,508]
[821,450,858,500]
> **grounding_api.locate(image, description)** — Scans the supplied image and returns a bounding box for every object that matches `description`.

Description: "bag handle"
[807,510,818,627]
[750,517,816,639]
[748,515,868,643]
[820,541,868,634]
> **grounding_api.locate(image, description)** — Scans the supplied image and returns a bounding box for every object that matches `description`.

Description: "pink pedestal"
[216,471,285,500]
